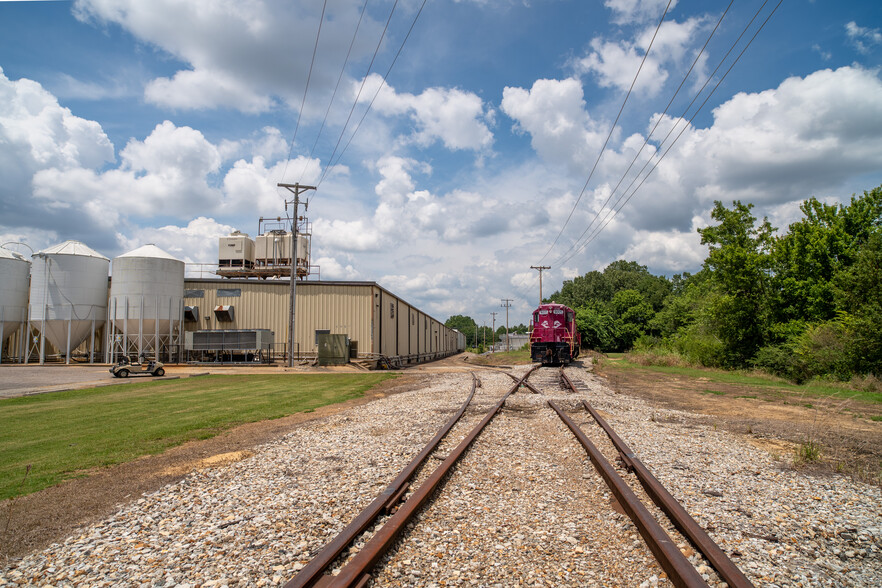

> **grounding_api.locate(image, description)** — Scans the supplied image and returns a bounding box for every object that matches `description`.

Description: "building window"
[217,288,241,297]
[184,289,204,298]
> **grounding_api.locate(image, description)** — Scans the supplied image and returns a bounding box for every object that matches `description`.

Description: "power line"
[549,0,735,268]
[538,0,674,264]
[280,0,329,184]
[314,0,402,187]
[297,0,372,184]
[555,0,786,268]
[318,0,430,188]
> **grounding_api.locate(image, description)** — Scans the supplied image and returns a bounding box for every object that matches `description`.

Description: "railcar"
[530,303,581,365]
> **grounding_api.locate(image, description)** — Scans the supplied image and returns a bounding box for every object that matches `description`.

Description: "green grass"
[605,357,882,404]
[0,373,395,500]
[468,348,532,366]
[702,389,725,396]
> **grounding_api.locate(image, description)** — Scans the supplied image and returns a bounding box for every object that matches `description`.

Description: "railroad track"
[284,366,753,588]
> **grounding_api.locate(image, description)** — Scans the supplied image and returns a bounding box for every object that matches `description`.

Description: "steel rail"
[324,366,539,588]
[503,370,542,394]
[285,373,480,588]
[558,371,754,588]
[549,400,708,588]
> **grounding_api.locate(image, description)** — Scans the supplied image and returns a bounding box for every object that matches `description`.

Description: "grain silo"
[29,240,110,364]
[108,244,185,362]
[0,247,30,363]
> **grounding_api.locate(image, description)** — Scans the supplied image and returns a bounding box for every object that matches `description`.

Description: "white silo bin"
[29,240,110,364]
[0,248,31,362]
[109,244,185,362]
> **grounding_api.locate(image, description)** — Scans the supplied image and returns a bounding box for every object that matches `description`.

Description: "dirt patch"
[595,358,882,485]
[0,372,426,561]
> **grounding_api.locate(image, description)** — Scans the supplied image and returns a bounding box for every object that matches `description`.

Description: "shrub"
[753,344,807,383]
[671,327,727,368]
[794,319,854,381]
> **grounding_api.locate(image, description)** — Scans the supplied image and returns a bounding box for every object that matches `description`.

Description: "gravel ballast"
[1,365,879,587]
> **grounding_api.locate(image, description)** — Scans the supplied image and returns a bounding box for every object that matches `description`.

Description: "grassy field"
[466,349,532,366]
[602,354,882,405]
[0,373,395,501]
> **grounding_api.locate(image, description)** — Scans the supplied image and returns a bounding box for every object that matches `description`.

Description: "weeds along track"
[286,366,752,588]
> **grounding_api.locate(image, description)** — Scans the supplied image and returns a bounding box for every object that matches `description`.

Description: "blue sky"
[2,0,881,325]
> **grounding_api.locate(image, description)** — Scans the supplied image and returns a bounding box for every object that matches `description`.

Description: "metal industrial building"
[0,242,465,367]
[181,278,464,365]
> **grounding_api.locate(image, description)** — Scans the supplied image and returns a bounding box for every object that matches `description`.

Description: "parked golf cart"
[110,356,166,378]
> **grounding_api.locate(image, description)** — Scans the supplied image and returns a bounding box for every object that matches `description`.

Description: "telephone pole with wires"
[530,266,550,306]
[501,299,513,352]
[489,312,497,353]
[278,183,316,367]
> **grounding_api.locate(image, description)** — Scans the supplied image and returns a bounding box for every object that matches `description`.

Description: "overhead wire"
[554,0,785,268]
[296,0,372,184]
[317,0,429,188]
[280,0,329,184]
[313,0,402,187]
[316,0,429,188]
[538,0,674,264]
[549,0,737,267]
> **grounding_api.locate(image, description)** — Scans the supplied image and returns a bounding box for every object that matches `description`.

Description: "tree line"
[545,185,881,382]
[444,316,529,353]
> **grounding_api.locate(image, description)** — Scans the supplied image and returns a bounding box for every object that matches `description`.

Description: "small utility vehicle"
[110,356,166,378]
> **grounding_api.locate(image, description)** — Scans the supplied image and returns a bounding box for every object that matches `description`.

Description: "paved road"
[0,365,123,399]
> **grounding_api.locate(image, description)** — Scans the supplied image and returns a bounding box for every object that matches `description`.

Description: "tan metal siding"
[183,281,373,355]
[408,306,418,355]
[379,289,397,356]
[296,284,373,355]
[397,301,411,356]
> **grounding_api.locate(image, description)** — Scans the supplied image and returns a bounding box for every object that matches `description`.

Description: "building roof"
[0,247,29,262]
[36,240,109,260]
[116,244,181,261]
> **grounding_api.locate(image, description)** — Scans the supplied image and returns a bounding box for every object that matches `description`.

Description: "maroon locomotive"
[530,303,581,365]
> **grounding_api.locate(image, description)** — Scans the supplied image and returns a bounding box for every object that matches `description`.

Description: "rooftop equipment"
[108,244,185,363]
[29,240,109,364]
[218,230,255,269]
[0,247,30,362]
[217,216,313,280]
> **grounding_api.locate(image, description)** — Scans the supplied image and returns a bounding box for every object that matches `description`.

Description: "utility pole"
[530,265,550,305]
[482,322,486,350]
[501,298,513,352]
[489,312,497,353]
[278,182,316,367]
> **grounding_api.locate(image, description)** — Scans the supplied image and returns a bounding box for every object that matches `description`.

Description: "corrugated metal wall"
[183,280,373,356]
[177,279,460,360]
[296,283,373,355]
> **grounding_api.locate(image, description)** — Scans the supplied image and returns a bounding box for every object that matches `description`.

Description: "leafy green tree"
[546,260,671,312]
[445,315,477,346]
[650,271,709,337]
[772,188,882,326]
[698,201,775,366]
[575,303,619,351]
[834,232,882,375]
